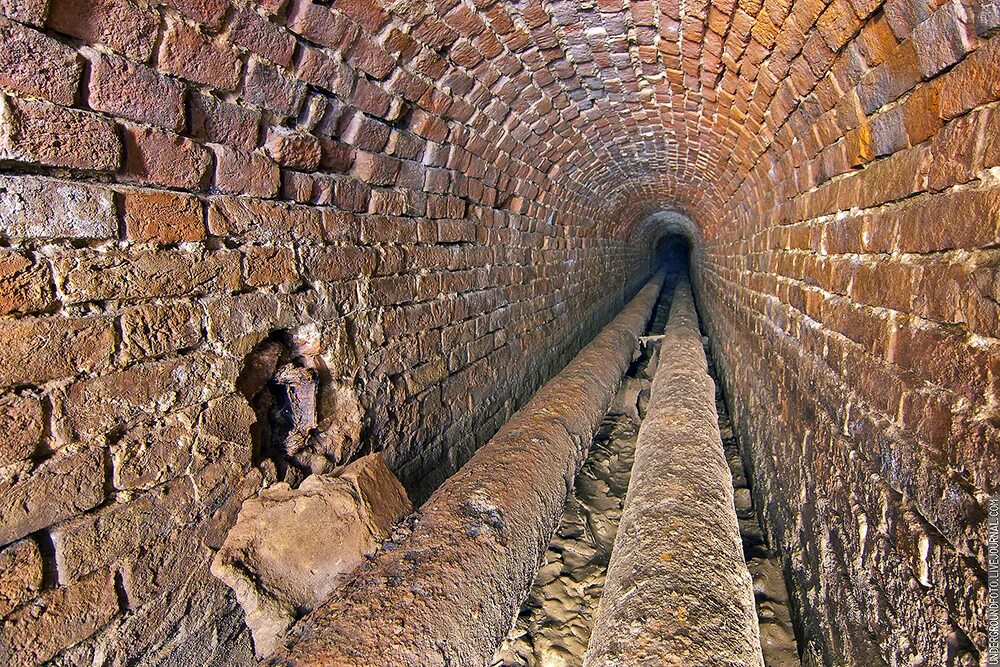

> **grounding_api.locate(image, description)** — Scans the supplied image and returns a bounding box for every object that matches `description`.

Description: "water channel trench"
[493,265,802,667]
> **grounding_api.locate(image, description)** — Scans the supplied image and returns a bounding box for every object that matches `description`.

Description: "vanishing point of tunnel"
[0,0,997,665]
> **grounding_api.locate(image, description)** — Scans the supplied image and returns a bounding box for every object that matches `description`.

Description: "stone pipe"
[262,272,667,667]
[583,278,764,667]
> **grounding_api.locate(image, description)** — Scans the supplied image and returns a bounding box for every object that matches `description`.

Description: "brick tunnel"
[0,0,996,665]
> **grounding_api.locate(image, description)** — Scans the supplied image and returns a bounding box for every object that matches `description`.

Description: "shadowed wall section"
[0,0,995,664]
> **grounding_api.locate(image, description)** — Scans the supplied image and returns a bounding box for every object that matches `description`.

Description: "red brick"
[937,33,1000,119]
[122,189,205,243]
[47,0,157,60]
[287,0,358,50]
[86,49,185,131]
[206,195,324,242]
[816,0,862,50]
[912,0,977,77]
[349,40,396,80]
[332,0,389,32]
[340,112,391,151]
[0,394,43,466]
[122,124,212,189]
[857,41,921,114]
[0,174,117,238]
[0,17,79,105]
[352,150,401,186]
[0,96,120,171]
[161,0,227,26]
[189,93,261,151]
[0,250,54,315]
[242,57,307,118]
[228,6,296,67]
[159,21,242,90]
[264,126,321,170]
[296,46,355,95]
[0,0,48,24]
[244,245,298,287]
[212,144,280,197]
[928,111,983,190]
[0,315,115,387]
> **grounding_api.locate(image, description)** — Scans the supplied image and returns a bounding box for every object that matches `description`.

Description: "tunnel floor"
[493,272,802,667]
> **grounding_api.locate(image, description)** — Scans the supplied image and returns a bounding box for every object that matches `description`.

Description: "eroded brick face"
[0,0,994,664]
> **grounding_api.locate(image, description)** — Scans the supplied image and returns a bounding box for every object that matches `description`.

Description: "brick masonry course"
[0,0,994,664]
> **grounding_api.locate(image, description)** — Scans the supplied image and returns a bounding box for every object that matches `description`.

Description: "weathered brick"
[353,150,401,185]
[228,6,296,67]
[211,144,280,197]
[300,245,378,282]
[937,33,1000,119]
[120,301,203,362]
[349,40,396,80]
[47,0,157,60]
[189,93,261,151]
[912,0,977,77]
[287,0,358,49]
[161,0,226,26]
[264,126,322,169]
[296,47,355,96]
[0,538,43,616]
[86,49,185,131]
[0,16,79,104]
[65,351,238,438]
[0,569,117,665]
[0,250,53,316]
[242,57,307,118]
[0,315,115,387]
[0,174,116,239]
[244,245,299,287]
[55,246,242,303]
[0,0,48,24]
[0,96,120,171]
[0,447,104,546]
[0,393,43,466]
[159,21,242,90]
[122,124,212,189]
[52,478,195,582]
[122,189,206,243]
[207,195,324,242]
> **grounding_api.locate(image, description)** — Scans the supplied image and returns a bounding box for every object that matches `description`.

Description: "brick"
[937,33,1000,119]
[0,96,120,171]
[54,246,242,303]
[0,447,105,546]
[229,6,296,67]
[207,195,324,242]
[51,479,194,582]
[0,569,117,665]
[120,301,203,362]
[332,0,389,33]
[212,144,280,197]
[340,112,391,151]
[0,539,43,617]
[296,46,355,95]
[816,0,862,50]
[65,351,238,438]
[264,126,321,169]
[928,111,983,190]
[300,245,378,282]
[0,250,53,316]
[0,393,43,467]
[0,174,116,239]
[242,57,307,118]
[857,42,921,114]
[86,49,185,131]
[349,40,396,80]
[0,0,48,24]
[912,0,977,77]
[189,93,261,151]
[0,315,115,387]
[895,186,1000,252]
[122,124,212,189]
[47,0,157,59]
[161,0,226,26]
[121,189,206,242]
[244,245,298,286]
[159,21,242,90]
[352,150,401,185]
[287,0,358,50]
[0,16,79,104]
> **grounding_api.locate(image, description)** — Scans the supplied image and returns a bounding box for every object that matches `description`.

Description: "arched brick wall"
[0,0,995,664]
